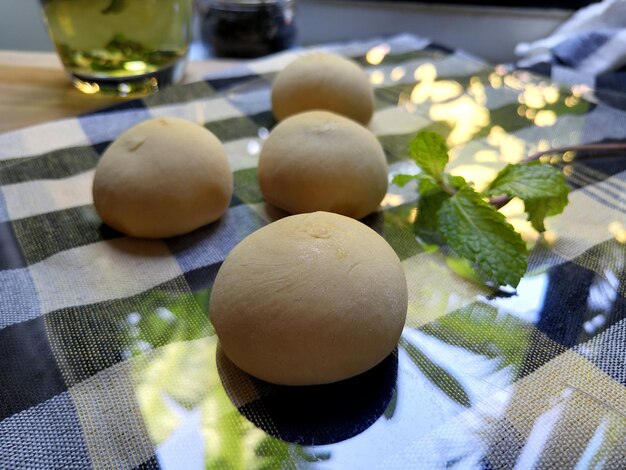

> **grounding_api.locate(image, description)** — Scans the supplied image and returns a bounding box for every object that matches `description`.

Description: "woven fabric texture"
[1,34,625,469]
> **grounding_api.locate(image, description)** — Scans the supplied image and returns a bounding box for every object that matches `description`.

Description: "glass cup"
[40,0,194,96]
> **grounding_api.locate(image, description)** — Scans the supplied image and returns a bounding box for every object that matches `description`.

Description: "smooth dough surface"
[210,211,408,385]
[258,110,388,220]
[93,117,233,238]
[271,52,374,124]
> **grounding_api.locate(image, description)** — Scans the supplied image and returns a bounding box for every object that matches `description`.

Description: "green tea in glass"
[40,0,193,96]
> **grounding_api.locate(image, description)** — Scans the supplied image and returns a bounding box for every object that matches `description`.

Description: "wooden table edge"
[0,51,240,135]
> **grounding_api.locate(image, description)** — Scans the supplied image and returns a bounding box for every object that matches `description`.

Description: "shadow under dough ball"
[216,344,399,446]
[92,117,233,238]
[258,110,388,220]
[271,52,374,124]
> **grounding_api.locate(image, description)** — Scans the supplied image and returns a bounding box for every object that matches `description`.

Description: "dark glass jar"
[200,0,296,59]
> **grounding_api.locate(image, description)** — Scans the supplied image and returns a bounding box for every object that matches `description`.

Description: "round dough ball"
[258,110,388,220]
[272,52,374,124]
[210,211,408,385]
[93,117,233,238]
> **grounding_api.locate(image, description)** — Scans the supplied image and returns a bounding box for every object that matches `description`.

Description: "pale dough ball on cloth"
[258,110,388,220]
[271,52,374,124]
[92,117,233,238]
[210,211,408,385]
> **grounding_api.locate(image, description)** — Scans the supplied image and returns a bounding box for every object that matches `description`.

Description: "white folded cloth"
[516,0,626,75]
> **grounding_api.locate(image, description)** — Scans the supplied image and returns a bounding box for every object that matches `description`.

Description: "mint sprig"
[393,130,570,288]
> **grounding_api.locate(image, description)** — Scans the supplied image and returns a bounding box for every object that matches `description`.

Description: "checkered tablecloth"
[1,34,626,469]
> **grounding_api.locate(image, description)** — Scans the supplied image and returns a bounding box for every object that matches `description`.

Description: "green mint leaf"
[392,174,419,187]
[443,174,470,191]
[526,190,568,232]
[416,173,439,194]
[438,187,528,287]
[485,162,563,198]
[413,173,470,245]
[415,186,450,245]
[392,173,439,193]
[484,162,569,232]
[524,197,567,232]
[409,131,449,180]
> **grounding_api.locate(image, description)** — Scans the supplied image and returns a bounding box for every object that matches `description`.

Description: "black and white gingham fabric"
[1,34,626,469]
